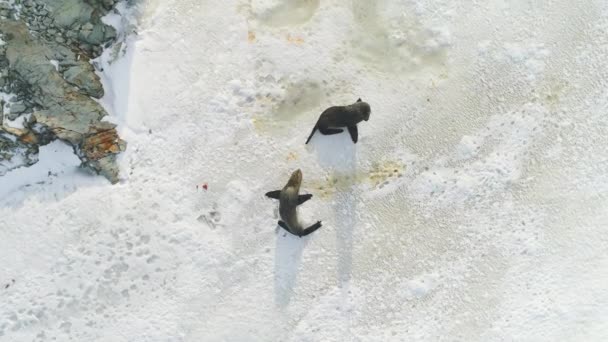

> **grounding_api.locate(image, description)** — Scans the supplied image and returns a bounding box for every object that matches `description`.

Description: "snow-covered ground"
[2,0,608,341]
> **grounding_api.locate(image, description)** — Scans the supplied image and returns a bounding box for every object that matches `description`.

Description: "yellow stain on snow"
[251,115,282,134]
[367,160,406,188]
[286,33,304,45]
[251,117,270,131]
[286,152,298,161]
[539,78,570,108]
[307,161,407,198]
[248,30,256,43]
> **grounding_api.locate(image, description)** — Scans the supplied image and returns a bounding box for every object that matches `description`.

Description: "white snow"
[3,113,30,129]
[0,140,102,206]
[0,91,15,103]
[1,1,608,341]
[49,59,59,71]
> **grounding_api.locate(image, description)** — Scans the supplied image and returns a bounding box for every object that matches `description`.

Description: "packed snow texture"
[2,0,608,341]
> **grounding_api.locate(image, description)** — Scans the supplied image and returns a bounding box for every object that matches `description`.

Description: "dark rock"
[7,102,28,120]
[9,103,27,115]
[62,64,104,98]
[43,0,94,28]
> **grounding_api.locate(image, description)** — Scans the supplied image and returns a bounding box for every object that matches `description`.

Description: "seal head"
[286,169,302,190]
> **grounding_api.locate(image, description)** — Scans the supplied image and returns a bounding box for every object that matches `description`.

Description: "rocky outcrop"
[0,0,126,183]
[0,128,38,176]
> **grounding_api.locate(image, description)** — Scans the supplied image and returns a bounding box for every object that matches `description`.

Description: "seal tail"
[305,122,319,144]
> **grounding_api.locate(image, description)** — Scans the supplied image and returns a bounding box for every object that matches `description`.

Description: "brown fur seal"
[265,169,322,237]
[305,98,371,144]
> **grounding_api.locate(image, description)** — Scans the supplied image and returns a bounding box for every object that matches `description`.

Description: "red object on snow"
[202,183,208,190]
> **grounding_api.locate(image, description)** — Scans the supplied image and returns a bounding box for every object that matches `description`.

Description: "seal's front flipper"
[319,127,343,135]
[300,221,322,237]
[265,190,281,199]
[305,125,318,144]
[298,194,312,205]
[347,125,358,143]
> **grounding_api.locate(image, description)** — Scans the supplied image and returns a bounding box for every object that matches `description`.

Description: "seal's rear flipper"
[298,194,312,205]
[300,221,322,237]
[277,220,295,235]
[265,190,281,199]
[347,125,358,143]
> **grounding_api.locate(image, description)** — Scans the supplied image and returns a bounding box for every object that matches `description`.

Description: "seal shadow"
[308,132,357,287]
[274,228,310,308]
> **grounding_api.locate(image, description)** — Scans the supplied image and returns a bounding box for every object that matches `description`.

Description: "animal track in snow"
[197,203,223,230]
[0,223,181,341]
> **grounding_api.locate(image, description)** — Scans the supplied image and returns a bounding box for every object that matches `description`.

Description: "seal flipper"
[347,125,358,143]
[265,190,281,199]
[319,126,343,135]
[277,220,294,235]
[298,194,312,205]
[299,221,322,237]
[305,124,318,144]
[357,98,362,102]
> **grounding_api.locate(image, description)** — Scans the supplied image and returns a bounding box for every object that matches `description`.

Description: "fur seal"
[265,169,322,237]
[305,98,371,144]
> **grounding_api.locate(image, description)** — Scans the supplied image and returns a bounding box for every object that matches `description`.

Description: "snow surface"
[1,0,608,341]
